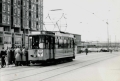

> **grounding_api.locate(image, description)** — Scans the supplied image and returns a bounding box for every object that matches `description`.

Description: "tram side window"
[64,39,67,48]
[58,39,64,48]
[45,36,49,49]
[55,39,58,49]
[39,36,45,49]
[51,37,54,49]
[71,40,73,48]
[68,40,71,48]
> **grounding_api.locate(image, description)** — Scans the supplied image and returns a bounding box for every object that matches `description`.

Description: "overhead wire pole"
[106,19,109,50]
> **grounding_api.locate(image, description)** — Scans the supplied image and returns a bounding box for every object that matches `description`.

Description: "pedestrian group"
[0,46,28,68]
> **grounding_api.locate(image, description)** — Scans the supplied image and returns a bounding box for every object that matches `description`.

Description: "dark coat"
[0,49,6,58]
[85,48,88,53]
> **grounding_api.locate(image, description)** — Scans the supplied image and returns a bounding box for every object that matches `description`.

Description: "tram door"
[48,36,54,59]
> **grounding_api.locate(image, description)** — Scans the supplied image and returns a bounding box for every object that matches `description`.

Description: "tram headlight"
[37,50,43,57]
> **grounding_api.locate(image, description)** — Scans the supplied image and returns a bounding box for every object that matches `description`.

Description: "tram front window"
[32,36,39,49]
[32,35,44,49]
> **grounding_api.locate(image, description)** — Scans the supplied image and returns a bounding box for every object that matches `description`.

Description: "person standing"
[85,48,88,55]
[6,47,12,65]
[15,46,22,66]
[10,47,15,64]
[22,46,26,65]
[26,47,29,66]
[0,47,6,68]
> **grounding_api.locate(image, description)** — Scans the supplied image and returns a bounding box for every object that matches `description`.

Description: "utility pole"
[106,19,109,51]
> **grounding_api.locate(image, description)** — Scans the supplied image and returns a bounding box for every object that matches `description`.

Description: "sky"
[43,0,120,42]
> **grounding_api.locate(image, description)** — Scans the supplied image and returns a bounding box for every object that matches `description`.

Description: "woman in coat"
[22,47,26,65]
[15,46,22,66]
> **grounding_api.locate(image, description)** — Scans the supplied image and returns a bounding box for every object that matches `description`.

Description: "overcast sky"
[43,0,120,42]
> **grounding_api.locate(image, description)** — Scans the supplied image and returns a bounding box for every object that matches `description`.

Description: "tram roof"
[29,31,74,38]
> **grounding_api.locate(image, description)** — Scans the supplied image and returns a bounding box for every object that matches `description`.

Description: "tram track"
[39,55,117,81]
[11,54,118,81]
[1,53,119,81]
[1,53,117,77]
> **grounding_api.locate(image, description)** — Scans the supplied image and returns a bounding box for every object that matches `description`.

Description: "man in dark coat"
[85,48,88,55]
[0,47,6,68]
[10,47,15,64]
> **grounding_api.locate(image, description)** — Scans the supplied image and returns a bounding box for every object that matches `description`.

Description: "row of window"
[22,9,41,21]
[55,39,74,49]
[30,36,74,49]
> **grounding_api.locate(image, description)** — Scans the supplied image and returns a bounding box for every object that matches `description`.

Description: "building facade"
[0,0,43,50]
[74,34,81,53]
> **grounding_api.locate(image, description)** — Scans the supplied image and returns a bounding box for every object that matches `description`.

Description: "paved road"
[0,52,120,81]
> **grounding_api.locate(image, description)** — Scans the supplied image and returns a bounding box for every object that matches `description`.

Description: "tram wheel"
[42,61,48,66]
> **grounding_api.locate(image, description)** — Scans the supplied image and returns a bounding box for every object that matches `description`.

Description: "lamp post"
[106,19,109,51]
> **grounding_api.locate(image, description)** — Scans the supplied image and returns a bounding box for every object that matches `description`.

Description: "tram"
[28,31,75,64]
